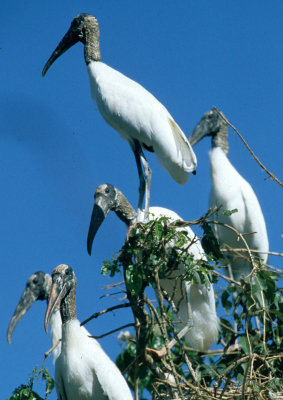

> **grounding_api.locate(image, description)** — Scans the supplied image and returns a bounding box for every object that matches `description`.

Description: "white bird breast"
[55,320,133,400]
[209,147,269,279]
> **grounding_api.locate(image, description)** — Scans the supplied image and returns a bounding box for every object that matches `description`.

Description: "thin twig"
[89,323,134,339]
[80,302,131,326]
[214,106,283,188]
[154,270,186,400]
[102,280,125,290]
[221,247,283,258]
[242,353,251,400]
[178,217,257,271]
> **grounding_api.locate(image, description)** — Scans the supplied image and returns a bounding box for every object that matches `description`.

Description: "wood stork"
[87,184,219,352]
[188,109,269,282]
[45,264,133,400]
[7,271,62,363]
[42,13,197,217]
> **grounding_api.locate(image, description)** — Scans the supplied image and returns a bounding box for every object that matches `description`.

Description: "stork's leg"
[131,141,152,219]
[132,146,145,220]
[147,298,194,359]
[146,319,194,359]
[140,150,152,213]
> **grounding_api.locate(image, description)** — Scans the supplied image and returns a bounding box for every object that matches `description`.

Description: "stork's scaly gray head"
[188,109,229,154]
[45,264,76,331]
[42,13,101,77]
[7,271,51,343]
[87,184,137,255]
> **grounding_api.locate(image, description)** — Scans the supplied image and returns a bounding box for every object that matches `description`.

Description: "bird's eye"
[33,278,38,284]
[65,268,70,275]
[105,187,110,194]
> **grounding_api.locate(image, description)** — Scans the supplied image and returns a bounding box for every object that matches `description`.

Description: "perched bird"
[45,264,133,400]
[188,109,269,282]
[42,13,197,217]
[87,184,219,352]
[7,270,91,364]
[7,271,62,363]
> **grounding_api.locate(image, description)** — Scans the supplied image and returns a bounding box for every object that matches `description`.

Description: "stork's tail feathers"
[155,118,197,184]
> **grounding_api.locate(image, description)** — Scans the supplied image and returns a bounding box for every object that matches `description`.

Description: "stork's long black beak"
[44,282,63,333]
[188,117,210,147]
[7,288,37,344]
[87,202,110,255]
[42,26,80,77]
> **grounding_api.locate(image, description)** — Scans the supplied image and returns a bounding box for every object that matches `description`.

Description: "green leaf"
[201,222,223,259]
[239,336,251,355]
[222,208,238,216]
[125,265,143,296]
[42,369,55,395]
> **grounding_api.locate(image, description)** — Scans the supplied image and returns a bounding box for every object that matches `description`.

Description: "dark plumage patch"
[142,143,154,152]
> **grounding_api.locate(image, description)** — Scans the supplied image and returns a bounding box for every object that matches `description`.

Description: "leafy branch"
[99,214,283,399]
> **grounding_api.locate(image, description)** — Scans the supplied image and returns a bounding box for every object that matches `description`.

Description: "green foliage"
[7,368,54,400]
[201,221,223,260]
[103,216,213,294]
[103,215,283,399]
[117,337,155,398]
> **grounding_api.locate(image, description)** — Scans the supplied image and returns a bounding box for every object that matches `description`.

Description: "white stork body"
[55,319,132,400]
[189,109,269,282]
[49,312,90,364]
[88,61,196,185]
[48,306,91,365]
[209,147,268,281]
[87,184,219,352]
[45,264,133,400]
[42,14,197,214]
[145,207,218,351]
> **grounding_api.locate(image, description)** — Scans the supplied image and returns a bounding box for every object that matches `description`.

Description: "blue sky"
[1,1,282,398]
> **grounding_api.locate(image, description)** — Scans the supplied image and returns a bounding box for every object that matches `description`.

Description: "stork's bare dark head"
[189,110,222,145]
[42,13,100,77]
[45,264,76,332]
[52,264,75,296]
[188,109,228,154]
[87,184,137,255]
[7,271,51,343]
[87,184,117,255]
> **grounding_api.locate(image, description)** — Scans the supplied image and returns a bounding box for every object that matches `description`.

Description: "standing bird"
[87,184,218,352]
[188,109,269,282]
[7,271,62,363]
[45,264,133,400]
[42,14,197,217]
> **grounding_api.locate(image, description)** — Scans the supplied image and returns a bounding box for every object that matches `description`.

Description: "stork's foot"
[146,346,167,360]
[227,341,240,352]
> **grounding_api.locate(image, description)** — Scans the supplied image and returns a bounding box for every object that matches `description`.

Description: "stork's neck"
[49,309,62,359]
[114,189,137,227]
[60,285,77,324]
[84,24,101,64]
[211,123,229,155]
